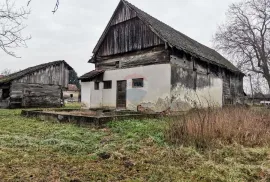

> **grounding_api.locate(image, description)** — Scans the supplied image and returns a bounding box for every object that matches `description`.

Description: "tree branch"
[27,0,60,13]
[214,0,270,90]
[0,0,30,57]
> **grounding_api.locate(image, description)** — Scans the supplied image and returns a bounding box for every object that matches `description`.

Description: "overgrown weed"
[165,107,270,149]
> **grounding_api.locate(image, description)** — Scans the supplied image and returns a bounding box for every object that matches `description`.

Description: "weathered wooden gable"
[15,62,70,88]
[96,2,164,57]
[110,2,137,26]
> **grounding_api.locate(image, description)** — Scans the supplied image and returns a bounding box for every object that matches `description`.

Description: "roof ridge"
[92,0,242,74]
[122,0,207,49]
[6,60,63,76]
[0,60,72,84]
[122,0,241,73]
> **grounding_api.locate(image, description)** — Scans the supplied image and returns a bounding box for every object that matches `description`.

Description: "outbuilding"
[0,60,73,108]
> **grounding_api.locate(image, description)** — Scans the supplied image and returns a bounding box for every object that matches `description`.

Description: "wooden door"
[116,80,127,108]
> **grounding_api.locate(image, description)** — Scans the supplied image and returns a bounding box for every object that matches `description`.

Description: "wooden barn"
[80,0,245,112]
[0,60,73,109]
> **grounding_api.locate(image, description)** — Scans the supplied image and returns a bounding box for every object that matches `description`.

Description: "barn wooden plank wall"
[110,2,137,26]
[10,82,62,108]
[15,62,70,88]
[97,3,164,57]
[96,49,169,70]
[222,71,243,104]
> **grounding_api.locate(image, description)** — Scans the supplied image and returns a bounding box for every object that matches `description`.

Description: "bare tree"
[27,0,59,13]
[0,0,31,57]
[1,68,12,76]
[214,0,270,90]
[0,0,60,58]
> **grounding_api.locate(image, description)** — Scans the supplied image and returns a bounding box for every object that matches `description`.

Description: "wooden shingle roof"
[0,60,73,85]
[92,0,242,74]
[79,70,105,81]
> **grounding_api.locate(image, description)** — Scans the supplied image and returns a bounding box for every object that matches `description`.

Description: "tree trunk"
[267,79,270,94]
[264,75,270,94]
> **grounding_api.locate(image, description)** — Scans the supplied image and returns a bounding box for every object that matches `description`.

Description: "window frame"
[103,80,112,89]
[115,61,120,68]
[132,78,144,88]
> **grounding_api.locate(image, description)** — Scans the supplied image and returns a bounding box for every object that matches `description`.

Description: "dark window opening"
[94,82,99,90]
[104,81,112,89]
[210,65,219,76]
[132,78,144,88]
[178,50,184,58]
[186,54,191,61]
[2,89,9,100]
[70,94,73,98]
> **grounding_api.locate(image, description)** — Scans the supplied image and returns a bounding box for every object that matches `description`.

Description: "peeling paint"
[170,76,223,112]
[170,54,244,110]
[139,97,171,113]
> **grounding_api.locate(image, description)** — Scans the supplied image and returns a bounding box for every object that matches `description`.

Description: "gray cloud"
[1,0,239,76]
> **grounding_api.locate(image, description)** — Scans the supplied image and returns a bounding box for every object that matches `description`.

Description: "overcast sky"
[1,0,240,77]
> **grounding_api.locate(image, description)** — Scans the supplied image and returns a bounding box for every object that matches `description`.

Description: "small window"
[116,61,120,68]
[104,81,112,89]
[132,78,144,88]
[94,82,99,90]
[70,94,73,98]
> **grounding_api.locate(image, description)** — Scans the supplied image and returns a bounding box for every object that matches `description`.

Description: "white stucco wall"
[90,82,103,108]
[81,82,91,108]
[81,61,223,112]
[63,91,79,101]
[89,64,171,111]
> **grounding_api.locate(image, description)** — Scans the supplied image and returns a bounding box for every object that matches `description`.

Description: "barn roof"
[79,70,105,81]
[91,0,242,74]
[67,84,79,91]
[0,60,73,85]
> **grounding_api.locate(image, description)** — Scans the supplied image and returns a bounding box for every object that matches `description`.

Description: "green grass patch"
[0,108,269,181]
[108,119,165,145]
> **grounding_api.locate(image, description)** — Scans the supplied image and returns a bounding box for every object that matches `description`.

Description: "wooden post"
[248,74,254,105]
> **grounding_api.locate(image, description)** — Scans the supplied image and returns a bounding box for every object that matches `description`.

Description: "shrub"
[165,107,270,148]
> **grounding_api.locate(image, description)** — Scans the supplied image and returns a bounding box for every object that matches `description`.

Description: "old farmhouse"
[80,0,244,112]
[0,60,73,108]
